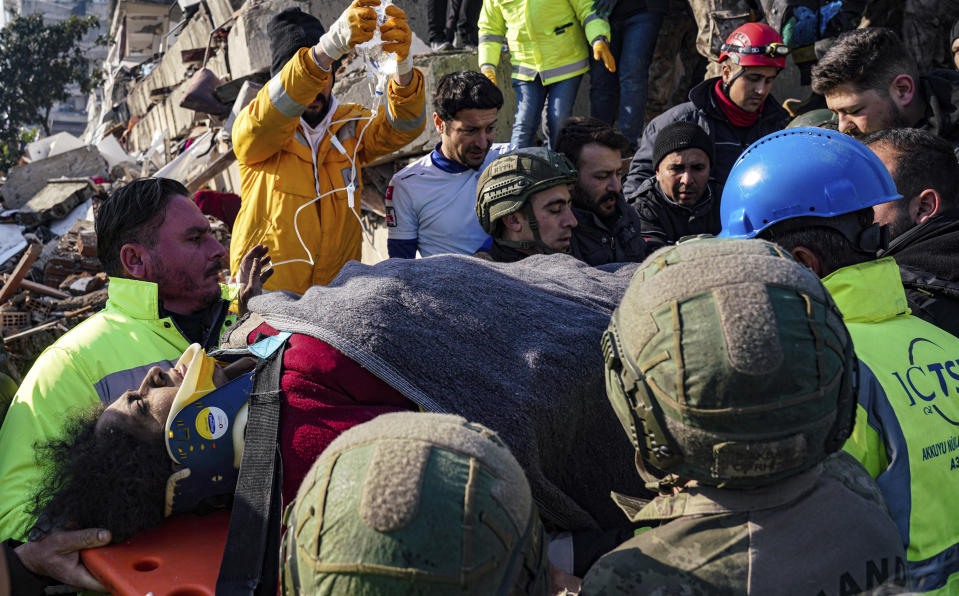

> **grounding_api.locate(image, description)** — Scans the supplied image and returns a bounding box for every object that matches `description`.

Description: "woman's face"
[97,364,189,436]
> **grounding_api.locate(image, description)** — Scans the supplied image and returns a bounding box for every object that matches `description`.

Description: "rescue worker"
[583,236,907,594]
[553,117,649,265]
[386,71,509,259]
[629,120,722,244]
[230,3,427,294]
[0,177,269,589]
[623,22,790,194]
[475,147,579,262]
[477,0,613,148]
[863,128,959,337]
[812,27,959,149]
[719,127,959,593]
[281,412,550,594]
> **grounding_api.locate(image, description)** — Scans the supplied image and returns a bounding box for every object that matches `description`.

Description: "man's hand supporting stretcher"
[313,0,415,87]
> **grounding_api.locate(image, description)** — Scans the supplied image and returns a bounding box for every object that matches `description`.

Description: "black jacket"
[881,210,959,337]
[631,177,722,244]
[570,196,650,266]
[623,77,789,198]
[919,70,959,152]
[489,240,531,263]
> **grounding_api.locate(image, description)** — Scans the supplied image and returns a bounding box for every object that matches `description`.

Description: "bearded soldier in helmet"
[475,147,579,262]
[623,22,791,196]
[582,237,906,594]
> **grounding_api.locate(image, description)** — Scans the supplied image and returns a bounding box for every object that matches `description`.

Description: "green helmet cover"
[786,108,839,130]
[602,237,858,489]
[475,147,577,253]
[281,412,550,595]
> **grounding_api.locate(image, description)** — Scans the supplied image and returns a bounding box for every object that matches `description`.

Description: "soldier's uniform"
[582,238,907,595]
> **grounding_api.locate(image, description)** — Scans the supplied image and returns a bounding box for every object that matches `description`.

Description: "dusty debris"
[1,147,108,210]
[17,179,97,228]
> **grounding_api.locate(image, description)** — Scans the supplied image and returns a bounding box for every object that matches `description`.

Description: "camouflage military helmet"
[786,108,839,130]
[602,237,858,489]
[475,147,577,245]
[281,412,550,595]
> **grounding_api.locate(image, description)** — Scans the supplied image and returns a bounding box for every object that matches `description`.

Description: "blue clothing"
[511,75,582,148]
[386,143,511,257]
[588,10,663,144]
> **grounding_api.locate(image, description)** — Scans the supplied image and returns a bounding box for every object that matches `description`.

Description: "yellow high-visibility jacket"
[231,48,426,294]
[478,0,610,85]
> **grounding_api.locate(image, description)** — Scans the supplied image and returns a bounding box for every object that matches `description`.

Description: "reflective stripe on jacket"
[477,0,609,85]
[826,258,959,594]
[0,278,237,542]
[231,48,427,294]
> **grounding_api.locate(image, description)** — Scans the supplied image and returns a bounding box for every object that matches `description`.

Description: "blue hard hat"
[718,127,902,238]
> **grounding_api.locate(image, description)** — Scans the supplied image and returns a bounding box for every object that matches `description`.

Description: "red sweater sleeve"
[246,324,415,504]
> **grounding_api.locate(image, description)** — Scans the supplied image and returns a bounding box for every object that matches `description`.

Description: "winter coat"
[623,77,789,197]
[630,177,722,245]
[880,209,959,338]
[231,48,426,294]
[570,196,649,265]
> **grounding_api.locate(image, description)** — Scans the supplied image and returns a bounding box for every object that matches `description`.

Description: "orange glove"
[318,0,380,61]
[481,66,497,86]
[593,40,616,73]
[380,4,412,63]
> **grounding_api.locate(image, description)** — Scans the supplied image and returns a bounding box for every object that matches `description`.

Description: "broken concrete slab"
[49,199,93,238]
[227,0,302,79]
[1,147,108,210]
[24,132,85,163]
[0,225,26,267]
[17,180,97,228]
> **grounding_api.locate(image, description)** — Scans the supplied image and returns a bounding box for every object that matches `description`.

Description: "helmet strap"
[495,202,564,255]
[722,64,746,96]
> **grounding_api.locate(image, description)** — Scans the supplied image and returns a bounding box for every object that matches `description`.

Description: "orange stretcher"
[80,510,230,596]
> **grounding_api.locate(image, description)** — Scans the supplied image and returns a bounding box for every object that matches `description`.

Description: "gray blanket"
[245,254,647,530]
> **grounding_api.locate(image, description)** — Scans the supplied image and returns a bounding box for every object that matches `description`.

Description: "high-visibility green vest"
[478,0,610,85]
[0,277,237,542]
[826,258,959,594]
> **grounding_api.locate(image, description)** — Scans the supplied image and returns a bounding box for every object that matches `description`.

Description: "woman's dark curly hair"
[30,406,172,542]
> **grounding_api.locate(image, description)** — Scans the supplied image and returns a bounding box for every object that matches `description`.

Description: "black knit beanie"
[952,19,959,45]
[269,8,326,77]
[652,121,714,169]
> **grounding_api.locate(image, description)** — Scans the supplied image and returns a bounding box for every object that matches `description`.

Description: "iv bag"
[355,0,397,94]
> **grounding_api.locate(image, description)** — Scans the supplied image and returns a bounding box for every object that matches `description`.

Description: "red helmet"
[718,22,788,69]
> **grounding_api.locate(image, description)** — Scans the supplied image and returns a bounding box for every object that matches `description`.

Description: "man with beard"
[554,118,649,266]
[230,3,426,295]
[630,121,721,245]
[813,28,959,150]
[862,128,959,337]
[0,177,271,590]
[386,71,509,259]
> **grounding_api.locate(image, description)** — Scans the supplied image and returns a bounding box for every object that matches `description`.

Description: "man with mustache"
[554,117,649,265]
[630,121,721,245]
[0,177,270,591]
[812,28,959,149]
[230,3,426,295]
[386,71,509,259]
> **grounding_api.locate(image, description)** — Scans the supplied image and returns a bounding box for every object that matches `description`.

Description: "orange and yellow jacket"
[231,47,426,294]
